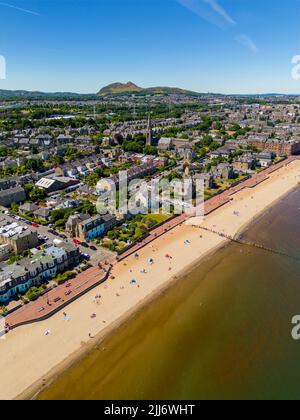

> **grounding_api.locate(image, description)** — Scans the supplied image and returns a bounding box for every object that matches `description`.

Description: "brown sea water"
[38,188,300,400]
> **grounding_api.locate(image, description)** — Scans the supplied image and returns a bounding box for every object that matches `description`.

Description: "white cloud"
[0,1,40,16]
[236,34,258,53]
[177,0,236,28]
[177,1,259,53]
[203,0,236,25]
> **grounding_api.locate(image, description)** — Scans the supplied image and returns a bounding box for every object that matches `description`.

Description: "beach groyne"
[198,226,300,262]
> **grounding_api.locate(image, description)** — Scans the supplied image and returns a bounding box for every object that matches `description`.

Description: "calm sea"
[38,188,300,400]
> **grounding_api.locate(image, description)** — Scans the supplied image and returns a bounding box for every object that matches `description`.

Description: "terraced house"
[0,243,80,303]
[66,213,117,242]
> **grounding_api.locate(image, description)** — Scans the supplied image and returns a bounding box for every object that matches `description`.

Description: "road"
[0,209,112,265]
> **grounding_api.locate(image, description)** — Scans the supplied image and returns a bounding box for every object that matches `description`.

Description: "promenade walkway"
[203,156,296,215]
[5,264,111,330]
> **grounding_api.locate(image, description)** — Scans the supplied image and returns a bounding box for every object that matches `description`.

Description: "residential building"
[247,137,300,156]
[0,244,13,262]
[66,213,117,241]
[213,163,235,180]
[0,186,26,207]
[0,220,39,255]
[210,146,235,160]
[19,203,38,215]
[0,242,80,302]
[233,155,256,172]
[256,151,273,167]
[33,207,52,221]
[0,178,17,191]
[158,137,174,152]
[193,173,214,189]
[65,213,90,237]
[35,176,80,193]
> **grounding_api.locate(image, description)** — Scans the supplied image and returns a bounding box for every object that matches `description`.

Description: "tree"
[143,146,158,156]
[29,187,47,201]
[24,159,44,172]
[134,227,144,241]
[209,141,220,151]
[202,135,213,147]
[123,141,144,153]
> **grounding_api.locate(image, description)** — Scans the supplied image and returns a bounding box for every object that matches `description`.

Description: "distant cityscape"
[1,88,300,314]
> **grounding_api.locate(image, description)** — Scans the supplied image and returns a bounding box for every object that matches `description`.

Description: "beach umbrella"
[130,279,137,284]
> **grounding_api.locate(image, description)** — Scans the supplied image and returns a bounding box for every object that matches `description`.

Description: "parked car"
[49,229,59,236]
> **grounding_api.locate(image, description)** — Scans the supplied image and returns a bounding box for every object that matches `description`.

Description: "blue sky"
[0,0,300,94]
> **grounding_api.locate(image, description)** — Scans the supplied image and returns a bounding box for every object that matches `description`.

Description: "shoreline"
[31,183,297,401]
[21,240,228,400]
[0,158,299,401]
[233,186,297,240]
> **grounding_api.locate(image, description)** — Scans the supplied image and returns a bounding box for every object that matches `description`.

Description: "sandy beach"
[1,159,300,400]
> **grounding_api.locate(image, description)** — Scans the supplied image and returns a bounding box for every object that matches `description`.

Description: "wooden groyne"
[198,226,300,262]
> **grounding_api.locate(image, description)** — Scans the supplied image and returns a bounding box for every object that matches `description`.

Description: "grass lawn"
[101,213,171,253]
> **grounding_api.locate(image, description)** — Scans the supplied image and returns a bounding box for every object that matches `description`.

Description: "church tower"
[146,114,153,146]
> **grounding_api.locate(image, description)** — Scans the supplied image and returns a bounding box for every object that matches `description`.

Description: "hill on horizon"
[96,81,202,97]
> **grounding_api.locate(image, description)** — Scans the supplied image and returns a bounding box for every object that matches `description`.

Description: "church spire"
[146,113,152,146]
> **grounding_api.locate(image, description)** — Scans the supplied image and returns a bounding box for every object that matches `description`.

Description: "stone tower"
[146,114,153,146]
